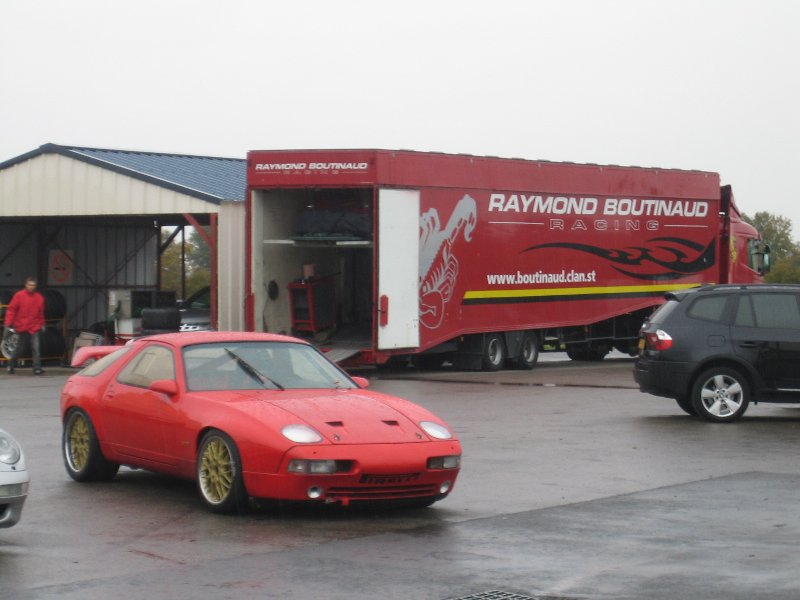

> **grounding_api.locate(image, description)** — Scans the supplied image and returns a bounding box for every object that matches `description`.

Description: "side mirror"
[350,376,369,389]
[150,379,179,396]
[759,246,771,275]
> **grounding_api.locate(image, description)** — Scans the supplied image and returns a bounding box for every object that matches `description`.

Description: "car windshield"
[182,341,356,391]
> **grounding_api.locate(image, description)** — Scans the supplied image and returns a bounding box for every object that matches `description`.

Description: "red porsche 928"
[61,332,461,513]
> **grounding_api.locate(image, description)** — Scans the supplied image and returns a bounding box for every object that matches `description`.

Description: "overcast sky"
[2,0,798,237]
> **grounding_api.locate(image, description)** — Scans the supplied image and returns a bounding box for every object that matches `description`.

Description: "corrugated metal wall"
[0,221,159,332]
[0,150,247,338]
[0,224,37,288]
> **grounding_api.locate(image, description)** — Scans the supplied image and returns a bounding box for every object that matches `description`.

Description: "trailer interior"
[251,187,375,361]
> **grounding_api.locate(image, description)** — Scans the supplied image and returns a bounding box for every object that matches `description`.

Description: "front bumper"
[0,470,30,528]
[243,441,461,505]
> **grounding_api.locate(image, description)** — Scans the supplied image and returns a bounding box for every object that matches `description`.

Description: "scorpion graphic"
[419,195,477,329]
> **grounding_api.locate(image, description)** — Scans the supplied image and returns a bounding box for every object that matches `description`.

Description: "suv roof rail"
[695,283,800,292]
[664,283,800,301]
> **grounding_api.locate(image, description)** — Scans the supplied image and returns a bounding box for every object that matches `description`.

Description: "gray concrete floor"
[2,358,800,599]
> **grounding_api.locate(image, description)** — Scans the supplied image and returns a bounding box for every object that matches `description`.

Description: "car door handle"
[738,341,760,348]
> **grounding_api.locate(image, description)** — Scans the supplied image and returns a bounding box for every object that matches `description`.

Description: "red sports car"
[61,332,461,513]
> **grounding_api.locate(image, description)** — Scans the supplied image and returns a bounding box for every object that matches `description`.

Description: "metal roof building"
[0,143,246,215]
[0,144,247,346]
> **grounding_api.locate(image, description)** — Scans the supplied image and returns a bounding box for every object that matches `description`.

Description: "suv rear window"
[686,295,729,323]
[648,300,680,325]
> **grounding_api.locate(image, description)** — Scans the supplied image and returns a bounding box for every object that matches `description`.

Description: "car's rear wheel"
[196,430,248,513]
[63,409,119,482]
[691,367,750,422]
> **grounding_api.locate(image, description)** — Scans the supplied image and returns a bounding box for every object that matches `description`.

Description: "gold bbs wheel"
[66,412,90,472]
[196,430,247,513]
[62,409,119,482]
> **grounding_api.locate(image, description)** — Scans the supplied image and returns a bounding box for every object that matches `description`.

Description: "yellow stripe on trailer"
[463,282,701,302]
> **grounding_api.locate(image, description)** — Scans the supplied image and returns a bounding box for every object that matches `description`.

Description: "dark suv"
[634,284,800,422]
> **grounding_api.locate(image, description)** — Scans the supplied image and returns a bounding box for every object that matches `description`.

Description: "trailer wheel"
[566,343,609,361]
[586,344,610,361]
[614,341,639,357]
[512,331,539,370]
[481,333,506,371]
[566,345,591,361]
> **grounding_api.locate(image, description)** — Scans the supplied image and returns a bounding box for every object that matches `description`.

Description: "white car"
[0,428,29,527]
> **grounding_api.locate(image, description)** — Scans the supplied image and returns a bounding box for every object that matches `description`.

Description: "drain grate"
[445,592,579,600]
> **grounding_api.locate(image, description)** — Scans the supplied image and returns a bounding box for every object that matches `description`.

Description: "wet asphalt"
[1,356,799,599]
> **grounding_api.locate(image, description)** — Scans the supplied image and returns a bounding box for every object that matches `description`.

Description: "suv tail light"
[645,329,673,351]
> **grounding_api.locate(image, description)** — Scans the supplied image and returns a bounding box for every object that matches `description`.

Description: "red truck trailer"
[245,150,769,370]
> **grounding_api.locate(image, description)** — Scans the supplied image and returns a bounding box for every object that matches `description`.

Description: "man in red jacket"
[4,277,46,375]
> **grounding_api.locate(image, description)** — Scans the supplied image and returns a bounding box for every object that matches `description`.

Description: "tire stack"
[42,289,68,361]
[141,307,181,335]
[0,289,13,322]
[1,290,15,360]
[42,289,68,321]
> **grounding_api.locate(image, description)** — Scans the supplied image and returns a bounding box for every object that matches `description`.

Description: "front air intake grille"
[326,482,437,500]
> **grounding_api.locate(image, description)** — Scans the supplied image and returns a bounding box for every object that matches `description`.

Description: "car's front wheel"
[63,409,120,482]
[196,430,248,513]
[691,367,750,422]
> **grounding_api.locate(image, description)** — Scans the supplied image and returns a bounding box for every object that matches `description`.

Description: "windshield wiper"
[224,348,284,390]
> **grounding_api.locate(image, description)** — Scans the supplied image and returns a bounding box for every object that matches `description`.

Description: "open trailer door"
[377,189,420,350]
